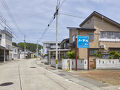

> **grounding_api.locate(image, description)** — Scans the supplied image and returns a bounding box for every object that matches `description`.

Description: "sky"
[0,0,120,45]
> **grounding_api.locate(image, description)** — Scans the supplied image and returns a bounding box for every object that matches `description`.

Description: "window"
[90,49,98,56]
[72,35,76,42]
[88,34,94,41]
[100,31,120,41]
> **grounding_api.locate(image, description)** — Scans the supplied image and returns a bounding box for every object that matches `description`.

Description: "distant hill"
[12,42,43,52]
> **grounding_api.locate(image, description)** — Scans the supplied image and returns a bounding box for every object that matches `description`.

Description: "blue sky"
[0,0,120,45]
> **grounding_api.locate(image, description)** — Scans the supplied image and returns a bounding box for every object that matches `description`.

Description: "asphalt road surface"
[0,59,90,90]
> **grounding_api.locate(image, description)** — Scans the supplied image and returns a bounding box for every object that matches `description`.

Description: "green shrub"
[94,51,102,58]
[66,51,76,59]
[109,51,120,59]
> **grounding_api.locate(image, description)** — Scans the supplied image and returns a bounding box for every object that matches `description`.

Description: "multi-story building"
[68,11,120,68]
[0,29,12,61]
[42,41,61,55]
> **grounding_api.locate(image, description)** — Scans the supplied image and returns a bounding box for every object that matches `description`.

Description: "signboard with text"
[77,36,89,48]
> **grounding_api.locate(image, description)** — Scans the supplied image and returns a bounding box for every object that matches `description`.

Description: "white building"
[42,41,60,55]
[0,29,12,61]
[12,45,20,60]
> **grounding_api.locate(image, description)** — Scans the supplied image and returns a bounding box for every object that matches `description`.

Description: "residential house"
[12,45,20,60]
[42,41,60,56]
[19,48,33,59]
[59,38,71,59]
[68,11,120,68]
[0,29,12,62]
[43,40,71,65]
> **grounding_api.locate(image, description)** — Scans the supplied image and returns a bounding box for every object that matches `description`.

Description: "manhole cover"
[30,67,36,68]
[58,73,65,76]
[0,82,14,86]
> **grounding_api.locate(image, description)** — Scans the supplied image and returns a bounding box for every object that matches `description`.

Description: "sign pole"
[75,37,77,71]
[87,48,90,70]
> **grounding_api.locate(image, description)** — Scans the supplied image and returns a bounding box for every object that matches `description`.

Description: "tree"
[94,51,102,58]
[17,42,43,52]
[12,42,17,46]
[66,51,76,59]
[109,51,120,59]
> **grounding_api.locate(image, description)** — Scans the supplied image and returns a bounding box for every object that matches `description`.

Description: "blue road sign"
[77,36,89,48]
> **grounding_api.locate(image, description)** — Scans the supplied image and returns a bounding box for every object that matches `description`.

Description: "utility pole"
[56,0,59,69]
[24,35,26,59]
[36,40,39,59]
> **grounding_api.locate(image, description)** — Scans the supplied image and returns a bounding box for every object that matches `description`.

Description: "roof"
[60,38,69,46]
[43,41,60,44]
[48,49,71,52]
[0,45,9,50]
[67,27,96,31]
[80,11,120,28]
[0,45,5,49]
[60,38,69,43]
[1,30,12,38]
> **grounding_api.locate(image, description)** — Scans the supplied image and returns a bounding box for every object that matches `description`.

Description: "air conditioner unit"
[100,45,105,48]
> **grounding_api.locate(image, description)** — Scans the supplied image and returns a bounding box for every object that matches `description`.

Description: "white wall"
[12,46,20,60]
[51,59,88,70]
[72,59,88,70]
[51,59,62,68]
[96,59,120,69]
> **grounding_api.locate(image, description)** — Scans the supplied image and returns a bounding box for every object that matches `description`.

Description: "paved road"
[0,59,90,90]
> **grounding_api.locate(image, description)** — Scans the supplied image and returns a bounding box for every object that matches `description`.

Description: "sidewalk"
[35,60,104,90]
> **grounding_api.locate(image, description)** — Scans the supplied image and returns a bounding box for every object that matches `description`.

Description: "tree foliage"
[12,42,17,46]
[94,51,102,58]
[17,42,43,52]
[66,51,76,59]
[109,51,120,59]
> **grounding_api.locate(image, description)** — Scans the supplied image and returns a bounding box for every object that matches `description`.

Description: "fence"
[51,59,88,70]
[62,59,88,70]
[96,59,120,69]
[51,59,62,68]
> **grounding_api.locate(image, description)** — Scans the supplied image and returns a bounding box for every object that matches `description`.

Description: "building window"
[72,35,76,42]
[90,49,98,56]
[100,31,120,41]
[88,34,94,41]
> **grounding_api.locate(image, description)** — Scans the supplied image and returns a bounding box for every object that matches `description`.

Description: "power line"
[0,0,25,35]
[38,16,55,42]
[0,0,32,43]
[38,0,66,42]
[59,12,85,19]
[58,0,67,9]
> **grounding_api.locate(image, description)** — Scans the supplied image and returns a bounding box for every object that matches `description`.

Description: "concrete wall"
[51,59,88,70]
[96,59,120,69]
[51,59,62,68]
[72,59,88,70]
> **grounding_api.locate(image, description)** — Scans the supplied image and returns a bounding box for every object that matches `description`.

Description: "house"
[68,11,120,68]
[44,40,71,66]
[12,45,20,60]
[42,41,61,56]
[19,48,33,59]
[0,29,12,62]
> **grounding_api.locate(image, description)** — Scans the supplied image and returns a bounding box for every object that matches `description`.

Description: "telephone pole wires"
[36,40,39,59]
[55,0,59,69]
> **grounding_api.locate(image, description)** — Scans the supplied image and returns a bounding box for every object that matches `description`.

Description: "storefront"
[0,46,9,62]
